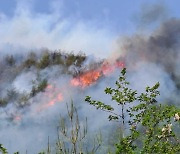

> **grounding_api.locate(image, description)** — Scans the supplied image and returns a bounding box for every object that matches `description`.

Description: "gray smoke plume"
[134,2,169,29]
[0,57,117,153]
[0,2,180,153]
[118,18,180,70]
[114,18,180,105]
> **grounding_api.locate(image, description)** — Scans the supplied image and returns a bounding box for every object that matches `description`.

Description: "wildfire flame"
[71,70,101,87]
[37,84,64,112]
[71,60,125,87]
[38,60,125,111]
[10,60,124,120]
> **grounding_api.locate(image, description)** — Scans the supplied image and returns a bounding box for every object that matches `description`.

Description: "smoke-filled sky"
[0,1,180,153]
[0,0,180,57]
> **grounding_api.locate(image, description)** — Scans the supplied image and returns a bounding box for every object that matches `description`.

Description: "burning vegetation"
[71,61,125,87]
[0,18,180,153]
[0,50,125,118]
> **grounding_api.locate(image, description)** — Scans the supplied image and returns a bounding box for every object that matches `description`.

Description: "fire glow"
[37,60,124,112]
[44,84,63,106]
[71,70,101,87]
[71,60,125,87]
[37,84,64,111]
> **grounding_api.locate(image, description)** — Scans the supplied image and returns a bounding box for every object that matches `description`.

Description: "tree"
[51,51,64,65]
[0,144,8,154]
[30,76,48,97]
[0,98,8,107]
[56,101,102,154]
[37,52,50,69]
[85,68,180,153]
[0,144,19,154]
[23,52,37,68]
[85,68,137,138]
[5,55,16,66]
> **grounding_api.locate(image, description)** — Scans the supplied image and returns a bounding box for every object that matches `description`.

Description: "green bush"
[30,79,48,97]
[75,52,86,67]
[23,52,37,68]
[0,98,8,107]
[6,88,18,102]
[51,52,64,65]
[0,144,8,154]
[37,52,51,69]
[65,52,76,67]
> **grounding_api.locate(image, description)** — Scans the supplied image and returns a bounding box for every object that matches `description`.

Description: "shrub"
[30,79,48,97]
[23,52,37,68]
[65,52,76,67]
[51,51,64,65]
[6,87,18,102]
[0,98,8,107]
[5,55,16,66]
[37,52,50,69]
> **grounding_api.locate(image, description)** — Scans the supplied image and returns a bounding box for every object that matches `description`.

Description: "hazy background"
[0,0,180,153]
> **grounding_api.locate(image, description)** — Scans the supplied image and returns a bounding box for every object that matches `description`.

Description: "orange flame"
[71,70,101,87]
[71,60,125,87]
[37,60,125,111]
[44,92,63,108]
[37,84,64,112]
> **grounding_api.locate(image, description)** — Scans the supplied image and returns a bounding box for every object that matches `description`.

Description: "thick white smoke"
[0,1,180,153]
[0,0,115,58]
